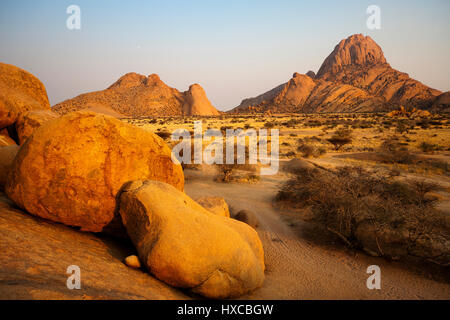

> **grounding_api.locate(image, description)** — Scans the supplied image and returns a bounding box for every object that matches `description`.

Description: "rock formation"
[53,73,221,117]
[234,71,382,113]
[5,111,184,233]
[0,63,53,144]
[387,106,432,118]
[316,34,386,78]
[119,180,265,299]
[232,34,442,113]
[0,63,50,129]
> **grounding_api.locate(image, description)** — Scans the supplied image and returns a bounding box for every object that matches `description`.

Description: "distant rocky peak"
[316,34,387,79]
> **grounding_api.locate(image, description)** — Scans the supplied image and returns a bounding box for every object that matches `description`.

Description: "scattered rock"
[124,255,141,269]
[387,106,432,118]
[411,109,432,118]
[15,110,58,144]
[119,180,265,299]
[5,111,184,233]
[0,63,50,129]
[233,210,259,229]
[195,196,230,217]
[0,145,19,190]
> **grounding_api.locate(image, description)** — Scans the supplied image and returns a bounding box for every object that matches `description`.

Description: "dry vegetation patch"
[276,166,449,265]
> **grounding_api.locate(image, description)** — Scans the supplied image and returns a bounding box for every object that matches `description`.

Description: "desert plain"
[0,33,449,300]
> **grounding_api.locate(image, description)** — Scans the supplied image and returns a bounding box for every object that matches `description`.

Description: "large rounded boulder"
[119,180,265,299]
[5,111,184,232]
[0,63,50,129]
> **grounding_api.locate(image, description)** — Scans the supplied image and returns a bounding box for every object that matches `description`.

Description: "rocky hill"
[232,34,442,113]
[53,73,220,117]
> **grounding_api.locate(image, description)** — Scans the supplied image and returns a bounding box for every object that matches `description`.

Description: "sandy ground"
[184,164,450,300]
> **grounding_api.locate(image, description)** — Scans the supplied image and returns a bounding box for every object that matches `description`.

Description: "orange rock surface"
[6,111,184,233]
[0,193,189,299]
[119,180,265,299]
[15,109,58,144]
[53,73,220,117]
[0,63,50,129]
[0,145,19,190]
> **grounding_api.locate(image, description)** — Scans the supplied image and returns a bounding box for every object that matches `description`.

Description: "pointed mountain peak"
[316,34,387,79]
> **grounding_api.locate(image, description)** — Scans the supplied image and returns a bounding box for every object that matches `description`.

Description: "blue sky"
[0,0,449,110]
